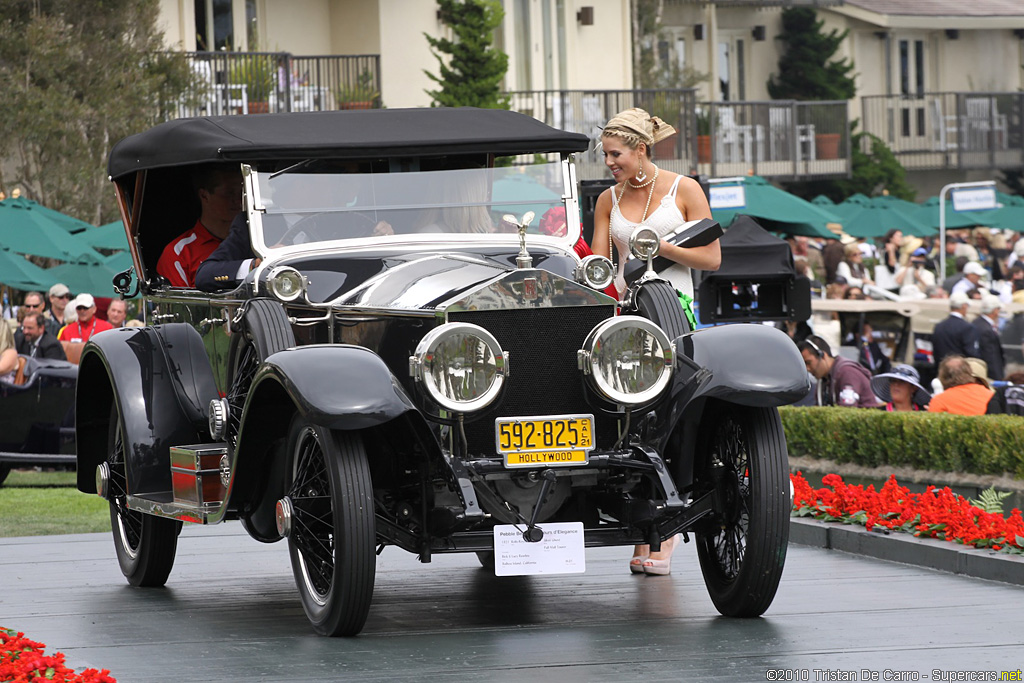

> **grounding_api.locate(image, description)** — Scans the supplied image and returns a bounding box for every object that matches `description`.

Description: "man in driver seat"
[156,164,242,287]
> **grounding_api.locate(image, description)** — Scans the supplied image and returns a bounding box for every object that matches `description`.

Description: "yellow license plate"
[496,414,594,468]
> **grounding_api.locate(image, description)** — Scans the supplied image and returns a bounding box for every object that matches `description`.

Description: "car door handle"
[200,318,225,326]
[152,313,177,322]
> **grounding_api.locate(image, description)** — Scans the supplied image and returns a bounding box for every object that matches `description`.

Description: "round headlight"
[629,226,660,261]
[267,266,306,303]
[410,323,507,413]
[575,254,615,291]
[578,316,673,406]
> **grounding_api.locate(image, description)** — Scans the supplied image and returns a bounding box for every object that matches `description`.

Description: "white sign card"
[709,184,746,210]
[952,187,997,212]
[493,522,586,576]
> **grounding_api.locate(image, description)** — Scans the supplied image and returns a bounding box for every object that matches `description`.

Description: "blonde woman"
[593,108,720,301]
[592,108,721,575]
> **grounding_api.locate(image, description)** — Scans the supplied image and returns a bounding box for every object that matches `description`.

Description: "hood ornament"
[504,211,536,269]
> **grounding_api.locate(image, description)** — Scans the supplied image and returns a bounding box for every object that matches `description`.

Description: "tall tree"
[0,0,190,225]
[768,7,855,101]
[425,0,509,109]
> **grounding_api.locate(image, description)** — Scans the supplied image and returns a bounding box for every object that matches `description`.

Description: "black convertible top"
[108,107,590,179]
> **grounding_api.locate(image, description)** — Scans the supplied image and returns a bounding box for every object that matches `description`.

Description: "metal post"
[938,179,996,279]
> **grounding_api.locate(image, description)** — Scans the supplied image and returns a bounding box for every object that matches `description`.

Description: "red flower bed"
[791,472,1024,554]
[0,628,116,682]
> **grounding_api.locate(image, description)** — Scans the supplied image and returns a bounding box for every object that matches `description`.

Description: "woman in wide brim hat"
[870,363,931,411]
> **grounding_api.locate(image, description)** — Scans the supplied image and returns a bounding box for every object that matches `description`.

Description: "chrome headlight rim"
[575,254,615,291]
[266,265,306,303]
[579,315,674,406]
[629,226,661,261]
[410,322,507,414]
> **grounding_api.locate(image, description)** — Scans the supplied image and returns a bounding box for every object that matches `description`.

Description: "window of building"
[195,0,235,51]
[514,0,532,90]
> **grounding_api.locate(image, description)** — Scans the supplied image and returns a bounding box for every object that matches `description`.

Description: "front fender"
[680,324,810,407]
[75,325,217,496]
[244,344,423,432]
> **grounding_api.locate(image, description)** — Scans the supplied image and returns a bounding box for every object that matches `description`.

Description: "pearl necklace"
[616,164,660,223]
[627,165,658,189]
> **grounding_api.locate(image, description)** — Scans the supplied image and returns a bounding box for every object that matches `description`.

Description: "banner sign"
[952,187,997,212]
[709,185,746,210]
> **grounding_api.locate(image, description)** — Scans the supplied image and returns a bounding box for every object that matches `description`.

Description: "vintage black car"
[77,108,809,636]
[1,355,77,484]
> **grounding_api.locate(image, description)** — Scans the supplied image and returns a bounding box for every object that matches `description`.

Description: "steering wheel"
[277,211,380,245]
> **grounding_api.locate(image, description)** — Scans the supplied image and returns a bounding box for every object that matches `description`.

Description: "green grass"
[0,469,110,537]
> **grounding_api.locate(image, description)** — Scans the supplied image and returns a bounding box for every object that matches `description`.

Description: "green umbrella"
[836,203,934,239]
[811,195,836,207]
[914,196,990,230]
[710,175,841,240]
[983,192,1024,232]
[45,261,122,298]
[0,198,103,262]
[80,221,131,251]
[0,196,93,234]
[0,248,56,291]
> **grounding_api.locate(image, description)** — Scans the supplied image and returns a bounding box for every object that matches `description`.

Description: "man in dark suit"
[973,296,1005,381]
[14,313,67,360]
[931,292,978,367]
[196,212,258,292]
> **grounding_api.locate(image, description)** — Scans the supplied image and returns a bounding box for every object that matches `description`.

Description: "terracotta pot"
[339,101,373,110]
[247,101,269,114]
[654,138,676,160]
[815,133,841,160]
[697,135,712,163]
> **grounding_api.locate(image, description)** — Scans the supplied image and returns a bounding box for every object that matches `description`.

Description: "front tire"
[107,406,181,587]
[285,417,376,636]
[630,279,690,338]
[695,404,789,617]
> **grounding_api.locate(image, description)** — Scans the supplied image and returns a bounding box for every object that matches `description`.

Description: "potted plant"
[696,109,712,163]
[229,57,274,113]
[646,92,681,160]
[336,70,379,110]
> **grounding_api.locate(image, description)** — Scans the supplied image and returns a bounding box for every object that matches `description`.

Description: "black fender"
[243,344,428,432]
[232,344,439,540]
[680,323,809,408]
[651,324,807,498]
[75,324,218,496]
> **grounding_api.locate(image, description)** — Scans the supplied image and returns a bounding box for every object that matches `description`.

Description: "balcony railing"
[174,52,382,118]
[861,92,1024,171]
[505,89,849,180]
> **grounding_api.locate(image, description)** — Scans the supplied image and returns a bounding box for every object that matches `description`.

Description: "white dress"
[609,175,691,297]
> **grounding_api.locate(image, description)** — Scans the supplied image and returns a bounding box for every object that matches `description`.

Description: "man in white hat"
[46,283,73,330]
[950,261,987,298]
[972,295,1005,380]
[57,293,113,343]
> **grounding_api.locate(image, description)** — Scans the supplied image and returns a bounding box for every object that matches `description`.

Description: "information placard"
[709,185,746,210]
[952,187,997,212]
[493,522,586,576]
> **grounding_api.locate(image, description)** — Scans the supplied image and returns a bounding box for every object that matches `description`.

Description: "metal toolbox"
[170,444,229,508]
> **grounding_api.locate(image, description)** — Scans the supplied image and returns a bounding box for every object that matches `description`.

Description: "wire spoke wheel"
[695,403,789,617]
[285,416,375,636]
[107,405,180,587]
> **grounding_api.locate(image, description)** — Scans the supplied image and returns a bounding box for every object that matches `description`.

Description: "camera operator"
[894,247,936,293]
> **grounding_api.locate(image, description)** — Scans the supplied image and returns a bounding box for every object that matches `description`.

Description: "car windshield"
[250,161,578,253]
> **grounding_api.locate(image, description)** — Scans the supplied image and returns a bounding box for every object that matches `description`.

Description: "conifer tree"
[768,7,855,101]
[425,0,509,109]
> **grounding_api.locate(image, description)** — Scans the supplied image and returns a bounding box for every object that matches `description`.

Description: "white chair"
[768,107,815,161]
[964,97,1008,151]
[716,107,764,163]
[224,84,249,115]
[930,99,958,151]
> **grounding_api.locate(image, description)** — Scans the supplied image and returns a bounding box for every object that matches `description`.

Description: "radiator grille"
[448,305,617,454]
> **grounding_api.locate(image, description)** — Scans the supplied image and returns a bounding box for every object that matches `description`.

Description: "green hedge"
[779,407,1024,479]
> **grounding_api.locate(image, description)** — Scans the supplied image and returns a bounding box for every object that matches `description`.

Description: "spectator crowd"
[786,225,1024,416]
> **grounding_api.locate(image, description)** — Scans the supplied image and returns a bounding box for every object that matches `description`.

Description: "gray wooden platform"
[3,524,1024,682]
